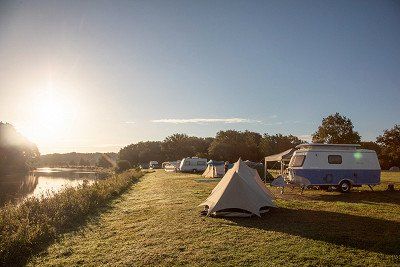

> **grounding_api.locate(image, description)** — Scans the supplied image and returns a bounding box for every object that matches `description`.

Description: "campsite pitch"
[28,171,400,266]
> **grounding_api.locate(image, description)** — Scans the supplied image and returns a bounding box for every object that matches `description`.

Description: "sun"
[21,86,78,146]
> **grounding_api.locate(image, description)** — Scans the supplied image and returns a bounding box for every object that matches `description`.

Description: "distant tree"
[116,160,131,173]
[376,125,400,169]
[194,137,214,158]
[78,158,90,166]
[260,134,304,156]
[96,155,113,168]
[68,160,77,166]
[0,122,40,174]
[208,130,262,162]
[39,152,117,167]
[312,113,361,144]
[360,141,381,153]
[161,134,213,161]
[119,141,163,166]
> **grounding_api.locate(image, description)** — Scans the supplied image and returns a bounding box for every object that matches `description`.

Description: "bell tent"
[202,160,225,178]
[199,159,276,217]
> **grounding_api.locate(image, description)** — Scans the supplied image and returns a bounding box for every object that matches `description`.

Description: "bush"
[0,169,143,265]
[116,160,131,173]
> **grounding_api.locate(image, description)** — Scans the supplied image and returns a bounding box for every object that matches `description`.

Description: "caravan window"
[197,161,206,166]
[289,155,306,167]
[328,155,342,164]
[185,161,191,166]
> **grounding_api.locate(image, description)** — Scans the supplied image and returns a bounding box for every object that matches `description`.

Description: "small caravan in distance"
[179,157,207,173]
[287,144,381,192]
[149,161,160,169]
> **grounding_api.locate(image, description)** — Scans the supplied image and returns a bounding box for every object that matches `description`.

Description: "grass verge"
[0,169,144,266]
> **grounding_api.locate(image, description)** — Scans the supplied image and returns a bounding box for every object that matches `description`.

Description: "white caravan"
[287,144,381,192]
[179,157,207,173]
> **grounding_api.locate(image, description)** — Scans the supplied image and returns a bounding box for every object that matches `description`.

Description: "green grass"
[0,169,144,266]
[27,170,400,266]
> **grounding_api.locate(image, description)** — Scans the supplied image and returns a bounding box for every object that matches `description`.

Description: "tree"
[79,158,90,166]
[161,134,213,161]
[376,125,400,169]
[208,130,262,162]
[0,122,40,174]
[97,155,113,168]
[312,113,361,144]
[260,134,304,156]
[116,160,131,173]
[360,141,381,153]
[118,141,163,166]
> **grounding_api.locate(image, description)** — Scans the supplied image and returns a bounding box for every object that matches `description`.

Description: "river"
[0,168,107,206]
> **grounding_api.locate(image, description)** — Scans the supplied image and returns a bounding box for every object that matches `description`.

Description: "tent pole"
[280,160,284,175]
[264,157,267,183]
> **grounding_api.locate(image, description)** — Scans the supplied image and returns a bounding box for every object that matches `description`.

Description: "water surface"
[0,168,105,206]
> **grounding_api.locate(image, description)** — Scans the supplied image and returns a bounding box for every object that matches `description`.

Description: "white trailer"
[287,144,381,192]
[179,157,207,173]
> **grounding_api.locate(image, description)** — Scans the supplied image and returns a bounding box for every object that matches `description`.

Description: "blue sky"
[0,0,399,153]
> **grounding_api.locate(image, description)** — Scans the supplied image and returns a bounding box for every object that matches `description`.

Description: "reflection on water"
[0,168,103,206]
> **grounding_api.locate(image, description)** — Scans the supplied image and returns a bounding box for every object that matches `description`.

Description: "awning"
[265,148,296,162]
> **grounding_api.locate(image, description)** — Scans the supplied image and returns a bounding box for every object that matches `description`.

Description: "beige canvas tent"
[202,160,225,178]
[199,159,276,217]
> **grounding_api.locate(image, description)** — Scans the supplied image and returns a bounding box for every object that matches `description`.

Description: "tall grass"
[0,169,143,266]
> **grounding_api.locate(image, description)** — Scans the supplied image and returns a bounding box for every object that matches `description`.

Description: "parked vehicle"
[162,160,181,172]
[149,161,160,169]
[179,157,207,173]
[287,143,380,193]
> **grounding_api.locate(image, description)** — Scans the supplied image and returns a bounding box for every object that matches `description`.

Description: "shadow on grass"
[227,207,400,255]
[307,190,400,205]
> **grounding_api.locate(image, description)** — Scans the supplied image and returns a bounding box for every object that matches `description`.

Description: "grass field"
[28,170,400,266]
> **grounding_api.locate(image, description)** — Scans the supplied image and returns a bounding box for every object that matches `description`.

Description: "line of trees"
[119,113,400,170]
[118,131,304,166]
[39,152,118,167]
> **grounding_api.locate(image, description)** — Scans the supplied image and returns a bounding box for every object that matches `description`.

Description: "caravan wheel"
[192,169,197,173]
[339,181,351,193]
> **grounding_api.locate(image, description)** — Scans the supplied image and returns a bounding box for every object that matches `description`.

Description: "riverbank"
[28,170,400,266]
[0,169,144,266]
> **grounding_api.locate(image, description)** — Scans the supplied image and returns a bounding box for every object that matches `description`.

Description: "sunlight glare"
[21,82,79,146]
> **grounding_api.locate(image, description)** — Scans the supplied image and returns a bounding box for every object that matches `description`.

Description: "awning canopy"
[265,148,296,162]
[207,160,225,166]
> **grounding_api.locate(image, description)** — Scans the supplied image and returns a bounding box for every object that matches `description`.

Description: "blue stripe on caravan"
[293,169,380,185]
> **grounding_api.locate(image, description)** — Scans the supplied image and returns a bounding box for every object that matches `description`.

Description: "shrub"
[116,160,131,173]
[0,169,143,265]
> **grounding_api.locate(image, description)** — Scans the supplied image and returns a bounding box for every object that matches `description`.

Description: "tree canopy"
[161,134,213,161]
[208,130,262,162]
[312,113,361,144]
[97,155,113,168]
[376,125,400,169]
[0,122,39,174]
[118,141,164,165]
[118,131,306,166]
[260,133,304,156]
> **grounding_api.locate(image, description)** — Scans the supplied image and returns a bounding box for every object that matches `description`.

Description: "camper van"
[179,157,207,173]
[149,161,160,169]
[287,144,380,192]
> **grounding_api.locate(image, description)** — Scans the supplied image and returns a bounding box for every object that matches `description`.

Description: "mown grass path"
[29,171,400,266]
